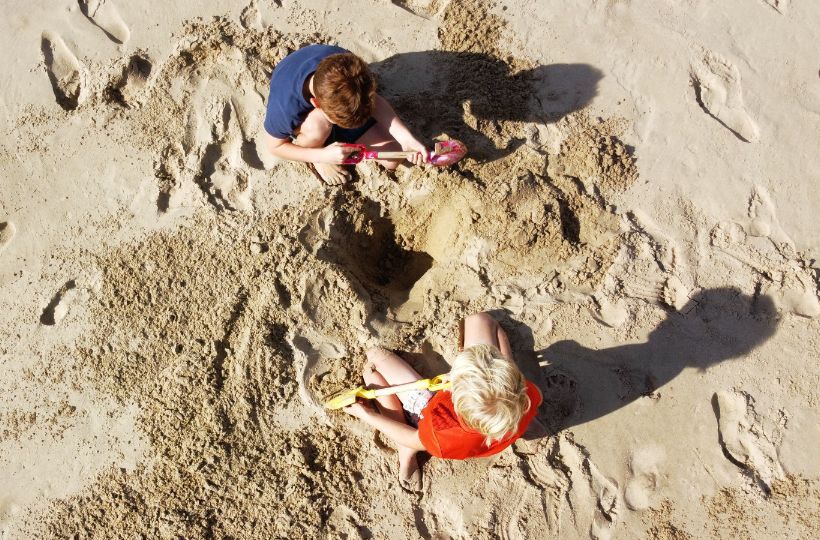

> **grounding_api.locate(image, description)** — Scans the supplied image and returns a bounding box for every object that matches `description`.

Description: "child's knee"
[465,312,497,328]
[296,110,332,147]
[365,346,389,366]
[380,159,400,171]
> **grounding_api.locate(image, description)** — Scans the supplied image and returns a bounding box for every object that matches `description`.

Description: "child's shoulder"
[282,43,348,63]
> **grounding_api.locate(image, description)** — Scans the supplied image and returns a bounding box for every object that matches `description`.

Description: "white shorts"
[397,389,434,427]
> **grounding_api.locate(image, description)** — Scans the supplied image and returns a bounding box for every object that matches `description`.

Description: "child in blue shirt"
[263,44,428,184]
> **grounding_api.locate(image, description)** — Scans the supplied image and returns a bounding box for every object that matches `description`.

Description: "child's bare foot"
[399,448,422,493]
[313,162,350,185]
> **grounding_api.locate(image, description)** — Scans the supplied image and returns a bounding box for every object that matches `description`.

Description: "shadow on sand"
[371,51,603,162]
[493,287,779,434]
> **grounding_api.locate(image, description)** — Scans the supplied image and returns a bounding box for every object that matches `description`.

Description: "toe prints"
[711,186,820,318]
[691,51,760,143]
[598,210,692,317]
[41,32,87,110]
[624,446,665,511]
[713,390,785,493]
[78,0,131,44]
[240,0,263,31]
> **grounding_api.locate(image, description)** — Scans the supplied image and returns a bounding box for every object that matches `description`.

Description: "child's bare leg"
[355,123,403,171]
[462,312,501,349]
[462,312,515,359]
[294,108,349,185]
[364,347,423,489]
[365,347,424,384]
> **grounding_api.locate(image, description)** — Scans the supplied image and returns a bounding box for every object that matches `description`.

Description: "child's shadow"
[492,287,779,434]
[371,51,603,163]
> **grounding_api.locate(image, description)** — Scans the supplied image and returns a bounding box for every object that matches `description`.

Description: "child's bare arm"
[265,133,354,163]
[373,95,428,165]
[345,402,426,451]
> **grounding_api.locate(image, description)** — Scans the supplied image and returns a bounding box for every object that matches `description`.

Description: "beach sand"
[1,0,819,538]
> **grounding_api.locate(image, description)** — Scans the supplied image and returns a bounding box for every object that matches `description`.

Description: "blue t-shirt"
[263,44,348,139]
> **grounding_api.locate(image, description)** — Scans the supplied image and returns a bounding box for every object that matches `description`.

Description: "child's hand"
[319,142,357,164]
[401,139,429,166]
[343,400,373,420]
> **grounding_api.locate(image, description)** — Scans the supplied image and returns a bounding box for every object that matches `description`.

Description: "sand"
[1,0,819,538]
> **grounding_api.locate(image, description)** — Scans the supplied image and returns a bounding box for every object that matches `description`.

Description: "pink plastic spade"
[341,139,467,167]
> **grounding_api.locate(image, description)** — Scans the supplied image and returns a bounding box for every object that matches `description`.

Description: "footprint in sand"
[691,51,760,143]
[521,439,571,533]
[487,466,546,540]
[391,1,442,20]
[239,0,263,31]
[41,32,87,110]
[197,98,254,211]
[554,436,622,539]
[604,211,692,311]
[624,445,666,511]
[0,221,16,254]
[159,95,256,213]
[0,497,21,528]
[713,390,785,493]
[746,185,782,239]
[541,371,580,432]
[588,461,620,540]
[40,280,79,326]
[112,54,152,107]
[710,187,820,318]
[78,0,130,44]
[325,505,367,539]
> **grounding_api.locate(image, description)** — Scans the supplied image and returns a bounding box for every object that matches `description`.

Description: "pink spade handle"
[341,140,467,167]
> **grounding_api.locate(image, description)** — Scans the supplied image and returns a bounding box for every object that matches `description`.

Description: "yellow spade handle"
[365,375,450,399]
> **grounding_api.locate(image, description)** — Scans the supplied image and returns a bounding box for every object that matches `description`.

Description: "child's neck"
[303,75,315,102]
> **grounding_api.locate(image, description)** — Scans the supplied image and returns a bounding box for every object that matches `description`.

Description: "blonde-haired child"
[344,312,542,491]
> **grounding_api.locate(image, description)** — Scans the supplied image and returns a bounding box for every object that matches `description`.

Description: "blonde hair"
[450,344,531,446]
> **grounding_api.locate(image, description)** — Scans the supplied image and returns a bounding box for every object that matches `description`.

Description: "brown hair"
[312,53,376,128]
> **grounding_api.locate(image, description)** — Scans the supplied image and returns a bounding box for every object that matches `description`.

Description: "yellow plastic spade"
[324,375,451,410]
